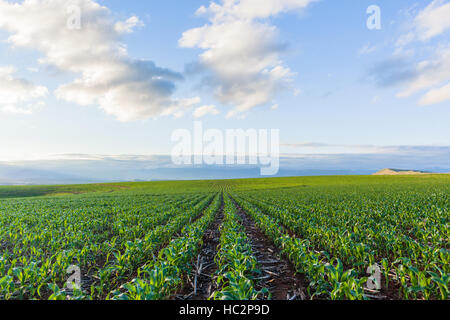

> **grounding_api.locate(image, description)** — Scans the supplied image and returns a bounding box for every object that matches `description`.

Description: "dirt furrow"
[97,195,217,299]
[175,201,224,300]
[242,198,404,300]
[232,198,308,300]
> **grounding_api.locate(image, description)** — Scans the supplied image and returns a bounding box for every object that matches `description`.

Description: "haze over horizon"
[1,148,449,185]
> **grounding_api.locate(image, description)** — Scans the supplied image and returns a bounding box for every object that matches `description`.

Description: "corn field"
[0,175,448,300]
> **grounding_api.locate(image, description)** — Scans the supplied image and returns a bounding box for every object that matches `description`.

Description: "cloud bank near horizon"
[1,147,448,185]
[1,142,448,184]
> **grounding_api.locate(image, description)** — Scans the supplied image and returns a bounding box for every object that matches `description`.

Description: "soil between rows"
[240,198,404,300]
[175,201,225,300]
[78,196,216,300]
[231,198,308,300]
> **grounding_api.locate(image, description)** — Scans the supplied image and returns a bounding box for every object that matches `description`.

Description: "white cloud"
[27,67,39,73]
[293,88,302,96]
[419,82,450,105]
[0,66,48,114]
[0,0,198,121]
[161,96,201,118]
[195,0,316,20]
[397,46,450,102]
[114,16,144,34]
[415,0,450,41]
[396,1,450,47]
[388,1,450,106]
[192,105,219,118]
[358,43,377,55]
[180,0,315,117]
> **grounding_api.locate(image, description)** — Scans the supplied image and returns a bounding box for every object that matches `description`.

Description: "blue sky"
[0,0,449,162]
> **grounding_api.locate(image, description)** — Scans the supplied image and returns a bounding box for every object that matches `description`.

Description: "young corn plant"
[212,195,266,300]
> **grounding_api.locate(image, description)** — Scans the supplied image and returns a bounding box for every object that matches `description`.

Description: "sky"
[0,0,449,166]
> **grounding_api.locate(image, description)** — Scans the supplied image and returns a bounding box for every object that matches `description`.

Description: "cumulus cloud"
[419,82,450,105]
[414,0,450,41]
[370,1,450,106]
[396,0,450,47]
[0,0,198,121]
[192,105,219,118]
[179,0,315,117]
[114,16,143,34]
[397,47,450,99]
[398,1,450,106]
[0,66,48,114]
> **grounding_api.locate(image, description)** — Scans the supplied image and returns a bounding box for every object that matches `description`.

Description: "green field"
[0,175,448,300]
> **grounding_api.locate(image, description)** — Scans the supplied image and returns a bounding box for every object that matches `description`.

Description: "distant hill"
[373,168,433,175]
[0,163,96,185]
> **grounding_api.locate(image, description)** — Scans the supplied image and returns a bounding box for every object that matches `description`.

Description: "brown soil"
[232,199,308,300]
[242,198,405,300]
[174,202,224,300]
[87,196,217,300]
[372,274,403,300]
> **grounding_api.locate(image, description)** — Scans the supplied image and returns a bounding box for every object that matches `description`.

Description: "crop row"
[0,193,212,299]
[239,189,449,299]
[109,193,223,300]
[231,194,369,300]
[211,194,264,300]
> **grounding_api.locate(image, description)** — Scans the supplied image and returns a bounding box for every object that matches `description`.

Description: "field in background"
[1,174,449,199]
[0,175,448,300]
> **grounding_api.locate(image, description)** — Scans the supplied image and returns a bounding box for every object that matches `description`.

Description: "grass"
[1,174,448,199]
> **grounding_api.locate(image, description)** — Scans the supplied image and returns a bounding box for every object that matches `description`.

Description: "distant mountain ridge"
[0,163,95,185]
[373,168,434,175]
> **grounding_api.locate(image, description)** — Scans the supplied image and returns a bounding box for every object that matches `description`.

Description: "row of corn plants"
[239,186,449,300]
[211,194,265,300]
[109,193,223,300]
[0,192,210,299]
[85,193,217,299]
[231,195,368,300]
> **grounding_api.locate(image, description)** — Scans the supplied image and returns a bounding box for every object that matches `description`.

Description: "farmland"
[0,175,448,300]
